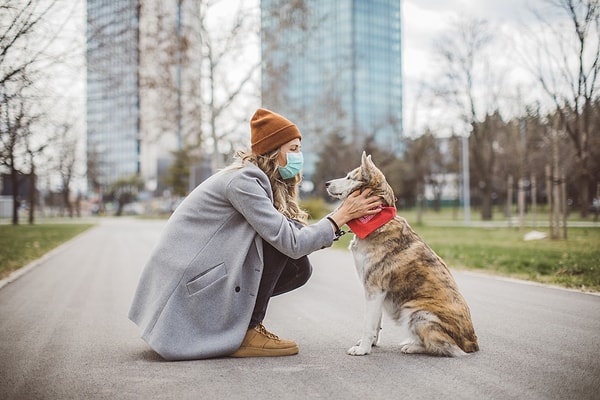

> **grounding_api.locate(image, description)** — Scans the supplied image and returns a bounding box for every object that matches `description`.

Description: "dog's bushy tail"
[413,312,469,357]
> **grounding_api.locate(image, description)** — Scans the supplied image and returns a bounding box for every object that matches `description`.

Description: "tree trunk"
[10,159,19,225]
[578,170,590,218]
[62,188,72,218]
[481,186,493,220]
[28,155,35,225]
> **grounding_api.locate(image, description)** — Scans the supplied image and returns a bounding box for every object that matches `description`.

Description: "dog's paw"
[400,343,425,354]
[347,345,371,356]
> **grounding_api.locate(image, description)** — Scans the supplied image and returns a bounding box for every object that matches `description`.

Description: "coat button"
[235,286,241,292]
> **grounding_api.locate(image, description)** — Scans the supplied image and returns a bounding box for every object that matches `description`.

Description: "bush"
[301,197,334,220]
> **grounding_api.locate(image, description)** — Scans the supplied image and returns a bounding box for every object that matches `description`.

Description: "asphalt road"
[1,218,599,400]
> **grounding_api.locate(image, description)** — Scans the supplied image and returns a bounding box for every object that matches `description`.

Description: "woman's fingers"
[360,188,373,198]
[346,189,382,215]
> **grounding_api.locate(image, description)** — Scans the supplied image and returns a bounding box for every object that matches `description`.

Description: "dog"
[326,152,479,357]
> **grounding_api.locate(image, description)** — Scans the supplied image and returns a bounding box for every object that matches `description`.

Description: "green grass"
[332,224,600,293]
[2,209,599,293]
[0,223,94,280]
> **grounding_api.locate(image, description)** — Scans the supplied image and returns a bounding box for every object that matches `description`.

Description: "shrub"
[301,197,334,220]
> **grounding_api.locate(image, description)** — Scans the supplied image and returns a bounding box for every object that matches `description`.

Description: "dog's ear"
[362,152,376,173]
[361,151,373,180]
[361,153,396,206]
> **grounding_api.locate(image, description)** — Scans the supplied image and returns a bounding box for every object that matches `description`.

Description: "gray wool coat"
[128,163,335,360]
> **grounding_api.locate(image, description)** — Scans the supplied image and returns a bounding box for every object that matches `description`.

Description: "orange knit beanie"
[250,108,302,155]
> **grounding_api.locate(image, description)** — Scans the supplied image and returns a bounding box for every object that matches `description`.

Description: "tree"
[0,1,56,224]
[192,0,260,171]
[139,0,261,194]
[0,0,57,87]
[54,123,79,218]
[107,175,145,217]
[1,0,79,224]
[0,86,36,225]
[312,132,360,199]
[432,18,510,220]
[363,136,405,206]
[524,0,600,217]
[24,134,46,224]
[402,132,443,219]
[163,147,190,197]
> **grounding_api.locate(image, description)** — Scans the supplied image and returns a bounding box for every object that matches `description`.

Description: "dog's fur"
[326,152,479,357]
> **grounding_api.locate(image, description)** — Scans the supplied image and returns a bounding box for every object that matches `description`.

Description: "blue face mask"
[278,152,304,179]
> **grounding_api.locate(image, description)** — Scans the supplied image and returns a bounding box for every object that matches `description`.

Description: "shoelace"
[256,324,280,341]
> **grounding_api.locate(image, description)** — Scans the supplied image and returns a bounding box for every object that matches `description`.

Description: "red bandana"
[346,206,396,239]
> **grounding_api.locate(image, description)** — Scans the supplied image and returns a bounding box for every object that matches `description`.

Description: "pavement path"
[1,218,599,399]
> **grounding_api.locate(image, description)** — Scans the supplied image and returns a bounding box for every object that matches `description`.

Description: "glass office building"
[261,0,403,177]
[86,0,140,190]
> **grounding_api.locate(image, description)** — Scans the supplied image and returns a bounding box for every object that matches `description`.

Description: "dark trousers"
[249,239,312,328]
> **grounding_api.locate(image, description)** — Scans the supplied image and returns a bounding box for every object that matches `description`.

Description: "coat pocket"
[186,263,227,296]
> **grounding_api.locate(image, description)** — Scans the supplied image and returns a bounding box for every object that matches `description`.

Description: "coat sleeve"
[225,168,334,259]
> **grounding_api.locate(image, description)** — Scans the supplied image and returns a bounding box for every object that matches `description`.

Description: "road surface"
[1,218,599,399]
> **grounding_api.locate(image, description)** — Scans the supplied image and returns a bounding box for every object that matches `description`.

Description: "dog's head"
[325,151,396,206]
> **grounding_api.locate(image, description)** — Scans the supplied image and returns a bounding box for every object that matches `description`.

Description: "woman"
[128,108,382,360]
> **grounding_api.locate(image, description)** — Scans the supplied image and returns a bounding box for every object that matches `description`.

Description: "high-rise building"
[86,1,213,197]
[86,0,141,191]
[260,0,403,177]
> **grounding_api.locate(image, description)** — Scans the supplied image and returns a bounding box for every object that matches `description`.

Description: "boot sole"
[229,345,299,358]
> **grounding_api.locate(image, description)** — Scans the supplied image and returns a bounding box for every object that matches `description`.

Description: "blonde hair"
[226,149,308,225]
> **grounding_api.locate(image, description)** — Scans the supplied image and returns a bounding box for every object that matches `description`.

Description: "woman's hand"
[328,189,383,229]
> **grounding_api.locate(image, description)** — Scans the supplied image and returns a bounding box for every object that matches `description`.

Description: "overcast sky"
[402,0,558,135]
[402,0,551,73]
[51,0,564,138]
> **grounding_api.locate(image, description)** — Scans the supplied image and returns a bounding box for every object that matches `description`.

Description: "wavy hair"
[225,149,309,225]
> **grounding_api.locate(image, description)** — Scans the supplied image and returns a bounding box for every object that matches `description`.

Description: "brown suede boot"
[230,324,299,357]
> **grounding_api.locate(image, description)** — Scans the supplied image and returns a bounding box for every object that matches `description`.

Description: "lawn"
[0,223,95,280]
[332,224,600,293]
[1,214,599,293]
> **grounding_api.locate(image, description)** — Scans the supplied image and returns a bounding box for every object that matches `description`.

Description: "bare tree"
[524,0,600,217]
[432,18,510,220]
[402,132,446,221]
[188,0,260,171]
[1,1,46,224]
[0,0,57,87]
[52,123,78,218]
[139,0,261,193]
[0,87,35,224]
[24,131,47,224]
[0,0,79,224]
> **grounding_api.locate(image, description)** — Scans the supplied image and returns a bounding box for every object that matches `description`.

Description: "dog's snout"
[325,181,331,187]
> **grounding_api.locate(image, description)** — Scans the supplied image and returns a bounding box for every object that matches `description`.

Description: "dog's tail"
[413,311,470,357]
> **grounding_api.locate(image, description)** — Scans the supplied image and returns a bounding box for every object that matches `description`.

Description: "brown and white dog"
[326,152,479,356]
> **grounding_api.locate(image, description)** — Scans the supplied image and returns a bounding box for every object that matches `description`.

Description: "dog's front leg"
[347,291,385,356]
